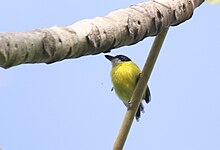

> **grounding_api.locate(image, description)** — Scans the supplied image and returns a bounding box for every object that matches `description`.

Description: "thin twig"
[113,27,169,150]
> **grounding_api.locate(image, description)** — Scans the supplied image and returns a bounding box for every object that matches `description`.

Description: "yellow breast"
[111,61,141,104]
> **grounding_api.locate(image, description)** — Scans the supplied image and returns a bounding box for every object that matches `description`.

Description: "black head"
[105,54,132,66]
[115,55,131,62]
[105,54,131,62]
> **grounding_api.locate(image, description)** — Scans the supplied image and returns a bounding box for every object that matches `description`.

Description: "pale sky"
[0,1,220,150]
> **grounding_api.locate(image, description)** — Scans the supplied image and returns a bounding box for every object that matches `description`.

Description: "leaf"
[207,0,220,4]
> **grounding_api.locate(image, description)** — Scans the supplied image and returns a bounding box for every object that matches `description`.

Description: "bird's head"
[105,55,131,66]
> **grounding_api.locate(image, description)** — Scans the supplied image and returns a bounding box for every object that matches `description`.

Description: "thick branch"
[0,0,204,68]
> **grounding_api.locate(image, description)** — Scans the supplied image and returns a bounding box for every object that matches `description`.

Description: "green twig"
[113,27,169,150]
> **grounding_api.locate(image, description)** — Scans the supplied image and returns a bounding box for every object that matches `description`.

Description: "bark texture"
[0,0,204,68]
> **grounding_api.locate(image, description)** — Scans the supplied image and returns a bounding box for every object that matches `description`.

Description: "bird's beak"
[105,55,115,61]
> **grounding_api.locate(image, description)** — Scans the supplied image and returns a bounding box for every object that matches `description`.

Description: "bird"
[105,54,151,121]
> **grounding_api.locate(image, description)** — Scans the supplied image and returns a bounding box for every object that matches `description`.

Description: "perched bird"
[105,54,151,121]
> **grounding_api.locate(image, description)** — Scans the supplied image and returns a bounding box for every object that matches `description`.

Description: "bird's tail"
[135,102,144,121]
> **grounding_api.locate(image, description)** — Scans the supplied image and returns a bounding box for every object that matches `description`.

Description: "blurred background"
[0,0,220,150]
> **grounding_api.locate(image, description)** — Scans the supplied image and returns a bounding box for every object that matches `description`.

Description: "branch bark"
[0,0,204,68]
[113,27,169,150]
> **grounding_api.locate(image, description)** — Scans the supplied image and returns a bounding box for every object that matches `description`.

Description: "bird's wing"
[135,73,151,104]
[144,86,151,104]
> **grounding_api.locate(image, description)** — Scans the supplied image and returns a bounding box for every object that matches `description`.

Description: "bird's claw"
[111,87,114,91]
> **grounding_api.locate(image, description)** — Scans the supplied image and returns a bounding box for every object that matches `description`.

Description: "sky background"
[0,1,220,150]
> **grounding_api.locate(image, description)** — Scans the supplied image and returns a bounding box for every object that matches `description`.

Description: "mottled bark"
[0,0,204,68]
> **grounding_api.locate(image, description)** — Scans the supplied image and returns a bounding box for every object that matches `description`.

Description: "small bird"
[105,54,151,121]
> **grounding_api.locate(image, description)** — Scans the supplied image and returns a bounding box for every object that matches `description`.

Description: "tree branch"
[113,27,169,150]
[0,0,204,68]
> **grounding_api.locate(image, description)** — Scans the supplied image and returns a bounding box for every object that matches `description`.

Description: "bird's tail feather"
[135,102,144,121]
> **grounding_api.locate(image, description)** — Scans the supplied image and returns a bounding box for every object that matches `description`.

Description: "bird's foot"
[111,87,114,91]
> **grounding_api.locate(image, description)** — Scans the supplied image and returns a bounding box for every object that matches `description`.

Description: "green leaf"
[207,0,220,4]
